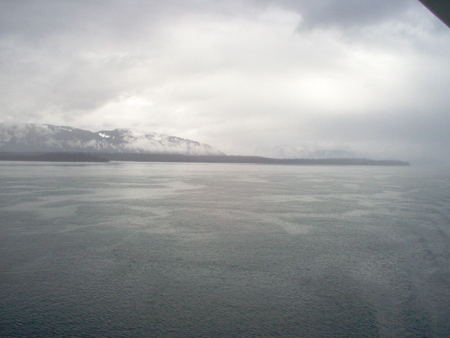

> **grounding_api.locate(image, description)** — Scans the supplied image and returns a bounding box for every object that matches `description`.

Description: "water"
[1,161,450,337]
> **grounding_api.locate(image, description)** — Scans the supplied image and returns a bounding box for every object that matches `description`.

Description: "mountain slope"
[0,123,224,155]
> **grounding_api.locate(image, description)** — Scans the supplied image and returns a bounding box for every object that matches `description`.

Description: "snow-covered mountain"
[0,123,224,155]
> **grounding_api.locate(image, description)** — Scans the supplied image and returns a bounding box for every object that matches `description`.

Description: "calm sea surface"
[1,162,450,337]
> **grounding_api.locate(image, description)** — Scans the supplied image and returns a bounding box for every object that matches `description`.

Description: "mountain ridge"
[0,123,411,166]
[0,123,224,156]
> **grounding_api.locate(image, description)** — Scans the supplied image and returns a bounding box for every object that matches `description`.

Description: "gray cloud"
[272,0,418,29]
[1,0,450,163]
[0,0,424,42]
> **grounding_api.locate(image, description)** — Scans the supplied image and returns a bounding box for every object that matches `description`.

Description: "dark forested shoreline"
[0,152,108,163]
[0,152,410,166]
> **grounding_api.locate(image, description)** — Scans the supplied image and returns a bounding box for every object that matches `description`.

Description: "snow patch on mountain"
[0,123,224,155]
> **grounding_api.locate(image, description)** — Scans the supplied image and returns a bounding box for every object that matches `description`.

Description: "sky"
[1,0,450,162]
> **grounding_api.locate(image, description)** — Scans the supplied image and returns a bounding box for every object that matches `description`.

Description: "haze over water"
[1,162,450,337]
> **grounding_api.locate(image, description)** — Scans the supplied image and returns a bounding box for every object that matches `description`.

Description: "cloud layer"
[1,0,450,162]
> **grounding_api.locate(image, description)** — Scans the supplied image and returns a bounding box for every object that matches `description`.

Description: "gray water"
[1,162,450,337]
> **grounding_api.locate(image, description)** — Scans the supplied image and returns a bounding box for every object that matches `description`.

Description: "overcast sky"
[1,0,450,161]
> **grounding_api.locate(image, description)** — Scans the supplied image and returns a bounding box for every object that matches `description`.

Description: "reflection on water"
[1,162,450,337]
